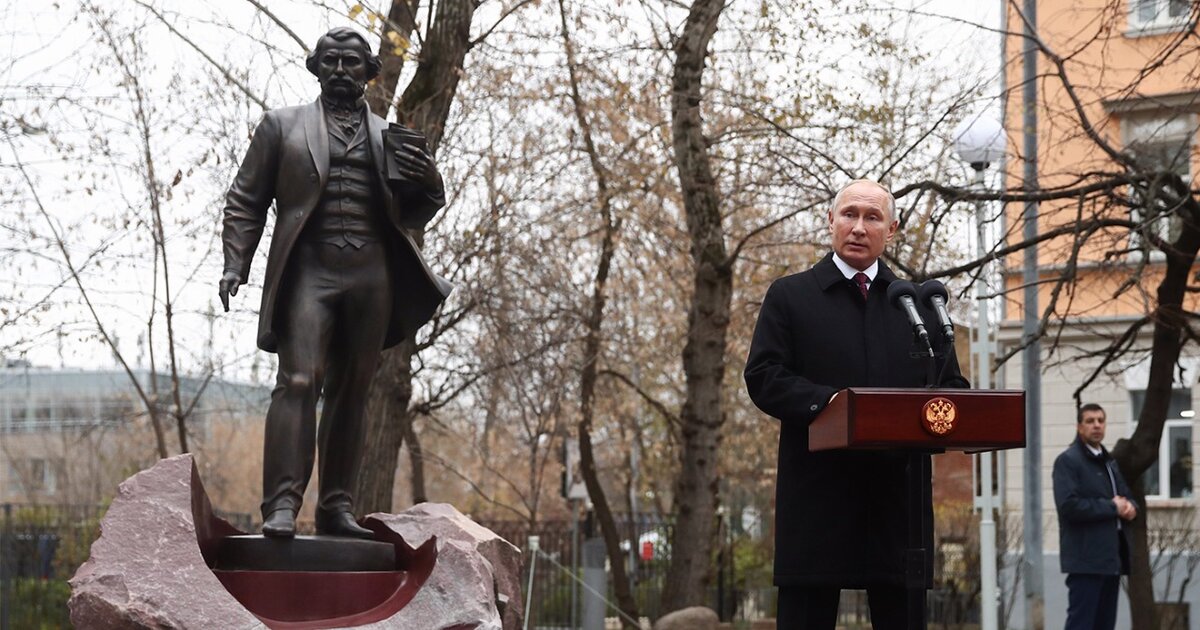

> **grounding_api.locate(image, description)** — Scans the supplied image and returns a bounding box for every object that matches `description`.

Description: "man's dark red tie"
[853,272,869,299]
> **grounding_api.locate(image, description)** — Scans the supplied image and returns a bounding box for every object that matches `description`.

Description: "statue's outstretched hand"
[219,271,242,312]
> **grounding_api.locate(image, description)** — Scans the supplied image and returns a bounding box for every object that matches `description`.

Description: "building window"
[9,407,28,432]
[10,458,59,496]
[1122,111,1195,255]
[32,402,52,427]
[1130,388,1194,499]
[1128,0,1192,34]
[1166,423,1193,497]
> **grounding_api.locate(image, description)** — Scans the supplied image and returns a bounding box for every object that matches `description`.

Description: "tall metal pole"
[1020,0,1044,626]
[972,165,998,630]
[523,535,539,630]
[571,500,580,630]
[1,503,10,630]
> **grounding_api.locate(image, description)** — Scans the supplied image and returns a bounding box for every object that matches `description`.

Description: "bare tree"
[555,0,639,624]
[355,0,484,514]
[3,2,233,462]
[662,0,731,611]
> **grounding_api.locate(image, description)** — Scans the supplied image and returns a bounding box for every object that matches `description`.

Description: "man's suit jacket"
[222,99,452,352]
[744,253,968,587]
[1053,436,1135,575]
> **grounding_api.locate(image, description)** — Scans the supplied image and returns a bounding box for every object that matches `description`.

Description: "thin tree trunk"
[402,406,428,504]
[358,338,416,513]
[663,0,730,613]
[1112,206,1200,629]
[80,4,173,459]
[356,0,478,514]
[555,1,639,626]
[366,0,420,116]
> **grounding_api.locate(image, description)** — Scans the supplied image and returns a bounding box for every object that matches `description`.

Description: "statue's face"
[316,39,369,100]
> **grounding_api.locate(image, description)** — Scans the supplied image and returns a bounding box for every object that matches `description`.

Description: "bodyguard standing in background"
[1052,403,1138,630]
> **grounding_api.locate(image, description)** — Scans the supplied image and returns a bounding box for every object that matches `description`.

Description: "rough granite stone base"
[68,454,522,629]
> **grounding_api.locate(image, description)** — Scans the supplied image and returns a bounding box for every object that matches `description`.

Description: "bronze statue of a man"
[219,27,450,538]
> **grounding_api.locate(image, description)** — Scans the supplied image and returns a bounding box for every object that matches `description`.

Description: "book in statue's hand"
[384,123,430,183]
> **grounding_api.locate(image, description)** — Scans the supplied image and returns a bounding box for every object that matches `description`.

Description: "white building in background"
[0,360,268,512]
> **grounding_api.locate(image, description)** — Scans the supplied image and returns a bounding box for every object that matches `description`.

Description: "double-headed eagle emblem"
[921,397,957,436]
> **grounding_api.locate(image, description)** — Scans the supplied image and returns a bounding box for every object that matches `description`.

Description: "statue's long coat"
[222,99,452,352]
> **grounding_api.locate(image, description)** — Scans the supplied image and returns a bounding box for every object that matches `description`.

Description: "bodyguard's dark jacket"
[1052,436,1136,575]
[222,99,452,352]
[744,253,968,587]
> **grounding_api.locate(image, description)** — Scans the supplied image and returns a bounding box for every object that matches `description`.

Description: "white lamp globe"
[952,114,1006,168]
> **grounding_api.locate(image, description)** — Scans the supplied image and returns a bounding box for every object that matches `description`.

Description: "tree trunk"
[663,0,730,614]
[394,0,475,149]
[555,1,639,625]
[1112,204,1200,630]
[358,337,416,514]
[401,408,428,504]
[355,0,478,514]
[366,0,420,116]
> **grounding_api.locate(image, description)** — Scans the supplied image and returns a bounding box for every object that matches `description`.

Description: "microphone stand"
[909,324,949,628]
[924,346,937,390]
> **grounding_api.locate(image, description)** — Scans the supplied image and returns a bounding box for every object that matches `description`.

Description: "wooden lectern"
[809,387,1026,452]
[808,387,1025,629]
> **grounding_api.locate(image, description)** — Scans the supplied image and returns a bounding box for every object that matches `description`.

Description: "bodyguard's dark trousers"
[777,585,920,630]
[1064,574,1119,630]
[261,238,392,518]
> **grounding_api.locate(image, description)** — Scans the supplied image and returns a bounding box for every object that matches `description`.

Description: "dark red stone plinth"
[216,570,411,627]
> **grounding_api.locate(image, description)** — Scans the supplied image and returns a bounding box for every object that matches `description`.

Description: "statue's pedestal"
[211,534,422,626]
[214,535,396,572]
[68,455,522,629]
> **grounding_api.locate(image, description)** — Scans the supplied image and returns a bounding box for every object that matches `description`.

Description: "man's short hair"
[832,179,896,220]
[1077,403,1106,423]
[306,27,382,81]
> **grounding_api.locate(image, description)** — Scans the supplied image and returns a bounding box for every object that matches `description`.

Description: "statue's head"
[306,27,382,100]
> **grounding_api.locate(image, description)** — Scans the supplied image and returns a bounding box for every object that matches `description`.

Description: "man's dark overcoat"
[744,253,968,587]
[1052,436,1135,575]
[221,99,451,352]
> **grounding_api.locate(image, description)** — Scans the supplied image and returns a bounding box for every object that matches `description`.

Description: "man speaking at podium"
[744,180,967,628]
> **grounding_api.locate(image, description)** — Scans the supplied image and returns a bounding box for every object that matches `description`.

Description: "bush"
[8,577,72,629]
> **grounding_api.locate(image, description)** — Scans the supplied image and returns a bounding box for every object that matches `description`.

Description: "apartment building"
[996,1,1199,627]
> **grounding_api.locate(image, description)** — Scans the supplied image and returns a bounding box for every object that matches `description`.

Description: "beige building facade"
[997,1,1199,627]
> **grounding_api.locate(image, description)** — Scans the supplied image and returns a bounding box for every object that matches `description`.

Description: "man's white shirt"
[832,253,879,291]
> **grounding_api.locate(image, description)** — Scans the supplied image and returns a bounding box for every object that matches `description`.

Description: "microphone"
[918,280,955,344]
[887,280,933,356]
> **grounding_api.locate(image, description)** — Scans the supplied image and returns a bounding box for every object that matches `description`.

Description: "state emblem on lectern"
[921,397,958,436]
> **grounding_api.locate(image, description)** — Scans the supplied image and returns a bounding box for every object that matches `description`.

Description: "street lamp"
[952,112,1005,630]
[953,114,1006,170]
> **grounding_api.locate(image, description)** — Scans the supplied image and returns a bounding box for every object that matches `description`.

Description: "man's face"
[828,183,898,271]
[1078,409,1107,449]
[316,40,369,100]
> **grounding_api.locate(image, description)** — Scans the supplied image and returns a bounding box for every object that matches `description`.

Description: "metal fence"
[0,504,105,629]
[0,503,252,630]
[481,513,754,629]
[482,513,986,630]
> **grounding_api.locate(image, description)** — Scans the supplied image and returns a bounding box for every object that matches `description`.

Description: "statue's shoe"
[262,509,296,538]
[316,510,374,539]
